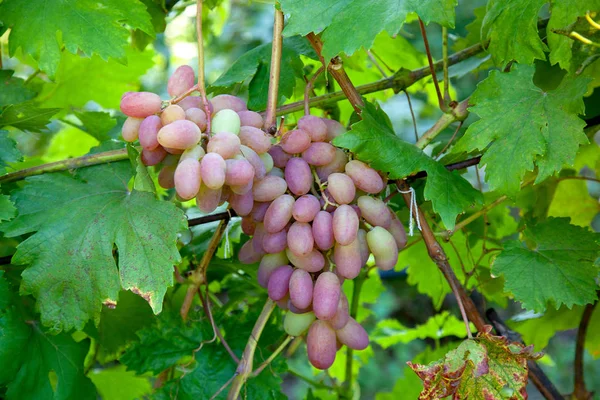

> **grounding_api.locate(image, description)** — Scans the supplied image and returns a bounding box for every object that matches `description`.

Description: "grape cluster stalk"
[120,65,408,371]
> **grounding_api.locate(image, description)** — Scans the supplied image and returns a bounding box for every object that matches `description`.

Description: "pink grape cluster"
[119,65,273,212]
[237,116,408,370]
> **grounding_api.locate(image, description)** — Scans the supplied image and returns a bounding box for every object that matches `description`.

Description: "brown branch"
[574,296,598,399]
[419,19,445,111]
[264,10,284,134]
[304,65,325,115]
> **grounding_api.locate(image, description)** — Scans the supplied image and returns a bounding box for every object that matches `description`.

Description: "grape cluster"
[120,65,272,212]
[237,116,408,370]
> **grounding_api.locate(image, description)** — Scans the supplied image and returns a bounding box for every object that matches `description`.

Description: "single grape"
[357,229,370,266]
[238,239,263,264]
[321,118,346,142]
[230,190,254,216]
[287,221,314,257]
[333,236,363,279]
[185,107,207,132]
[285,157,313,196]
[313,272,341,320]
[297,115,327,142]
[286,248,325,273]
[200,152,227,189]
[157,120,202,149]
[158,165,176,189]
[138,115,162,149]
[283,311,316,336]
[239,126,271,154]
[312,211,335,251]
[257,251,288,288]
[239,145,266,180]
[264,194,295,233]
[179,144,206,162]
[327,173,356,204]
[268,265,294,301]
[345,160,385,194]
[211,109,241,135]
[332,205,359,246]
[288,301,312,315]
[238,110,264,129]
[177,96,203,111]
[302,142,336,166]
[196,184,222,214]
[366,226,399,271]
[224,158,255,187]
[167,65,195,97]
[315,148,348,181]
[211,94,248,113]
[268,145,292,169]
[307,320,337,369]
[241,216,256,235]
[336,317,368,350]
[259,152,274,173]
[357,196,391,228]
[289,269,314,310]
[389,212,408,249]
[120,92,162,118]
[292,195,321,223]
[262,229,288,254]
[174,158,201,200]
[280,129,311,154]
[122,117,143,142]
[328,293,349,330]
[230,180,253,195]
[253,176,288,202]
[141,146,167,166]
[160,104,186,125]
[251,201,271,222]
[207,132,241,159]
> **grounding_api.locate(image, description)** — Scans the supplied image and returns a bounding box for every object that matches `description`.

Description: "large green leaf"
[280,0,456,61]
[0,130,22,173]
[333,102,482,229]
[452,65,589,195]
[0,70,36,107]
[492,218,600,312]
[0,0,154,77]
[0,103,61,132]
[1,162,187,332]
[88,365,152,400]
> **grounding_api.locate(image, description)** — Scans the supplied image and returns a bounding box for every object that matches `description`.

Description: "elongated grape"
[321,118,346,142]
[230,190,254,216]
[285,157,313,196]
[268,265,294,301]
[230,180,253,195]
[241,216,256,235]
[168,65,195,97]
[292,195,321,223]
[180,144,206,162]
[345,160,385,194]
[185,107,207,131]
[262,229,288,254]
[196,184,222,213]
[239,126,271,154]
[289,269,313,310]
[158,165,176,189]
[157,120,201,149]
[357,229,370,266]
[389,212,407,249]
[212,109,241,135]
[207,132,240,159]
[329,293,349,330]
[287,222,314,256]
[298,115,327,142]
[160,104,186,125]
[225,158,254,186]
[357,196,391,228]
[286,248,325,273]
[257,251,288,288]
[316,148,348,181]
[264,194,295,233]
[284,311,316,336]
[252,201,270,222]
[253,175,287,202]
[138,116,161,149]
[141,146,167,166]
[252,223,266,253]
[120,92,162,118]
[336,318,368,350]
[122,117,143,142]
[259,152,274,173]
[307,320,337,369]
[312,211,335,251]
[366,226,399,271]
[178,96,202,111]
[238,239,263,264]
[268,145,292,168]
[238,110,263,128]
[333,205,359,246]
[327,173,356,204]
[280,129,311,154]
[200,153,226,189]
[174,159,201,200]
[334,237,362,279]
[313,272,341,320]
[239,145,266,180]
[302,142,336,166]
[211,94,247,113]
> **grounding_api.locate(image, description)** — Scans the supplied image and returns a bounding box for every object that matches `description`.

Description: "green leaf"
[0,0,154,77]
[548,179,599,227]
[0,130,22,173]
[0,103,61,132]
[408,327,541,399]
[452,65,589,195]
[492,218,600,312]
[1,162,187,332]
[127,144,156,194]
[333,102,482,229]
[0,70,36,107]
[38,48,155,110]
[280,0,456,60]
[481,0,547,66]
[74,111,118,142]
[88,365,152,400]
[0,195,17,223]
[510,307,581,352]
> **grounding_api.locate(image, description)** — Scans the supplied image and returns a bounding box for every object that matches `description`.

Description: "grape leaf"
[0,70,36,107]
[492,218,600,312]
[0,0,154,77]
[481,0,547,66]
[1,161,187,332]
[88,365,152,400]
[0,130,22,173]
[408,327,542,400]
[0,195,16,223]
[0,103,61,132]
[74,111,118,142]
[452,64,589,195]
[280,0,456,61]
[510,307,581,352]
[548,179,599,227]
[333,102,482,229]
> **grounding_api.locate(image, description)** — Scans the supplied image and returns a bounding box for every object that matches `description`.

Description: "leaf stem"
[442,27,451,104]
[573,295,598,399]
[418,18,446,111]
[404,91,419,142]
[251,335,293,377]
[415,98,469,149]
[264,9,284,134]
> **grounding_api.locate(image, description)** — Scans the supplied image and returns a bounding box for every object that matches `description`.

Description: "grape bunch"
[237,115,408,370]
[120,65,273,212]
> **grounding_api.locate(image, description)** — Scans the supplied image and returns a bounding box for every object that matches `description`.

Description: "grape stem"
[250,335,293,377]
[573,293,598,399]
[195,0,212,134]
[198,286,240,363]
[418,18,446,112]
[264,9,284,134]
[304,65,325,116]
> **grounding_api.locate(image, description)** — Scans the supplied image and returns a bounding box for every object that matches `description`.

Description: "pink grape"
[225,159,254,186]
[241,216,256,235]
[286,249,325,273]
[289,269,314,310]
[139,115,162,150]
[287,222,314,257]
[313,272,341,320]
[253,176,287,202]
[316,148,348,182]
[174,159,201,200]
[252,223,266,253]
[312,211,335,251]
[239,126,271,154]
[239,145,266,180]
[280,129,311,154]
[389,212,408,249]
[207,132,241,159]
[252,202,270,222]
[262,230,288,254]
[366,226,398,271]
[345,160,385,194]
[141,146,167,166]
[307,320,337,369]
[285,157,313,196]
[268,265,294,301]
[298,115,327,142]
[334,236,362,279]
[230,180,253,195]
[336,317,368,350]
[196,184,222,213]
[157,120,201,149]
[167,65,195,97]
[284,312,316,336]
[329,293,349,330]
[292,195,321,223]
[185,107,207,131]
[357,229,370,265]
[211,94,247,113]
[230,190,254,216]
[122,117,143,142]
[268,145,292,168]
[302,142,336,166]
[357,196,391,228]
[158,165,176,189]
[327,173,356,204]
[288,301,312,315]
[238,240,263,264]
[257,252,288,288]
[120,92,162,118]
[333,205,359,245]
[238,110,264,128]
[160,104,186,125]
[200,153,227,189]
[264,195,295,233]
[321,118,346,142]
[178,96,203,111]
